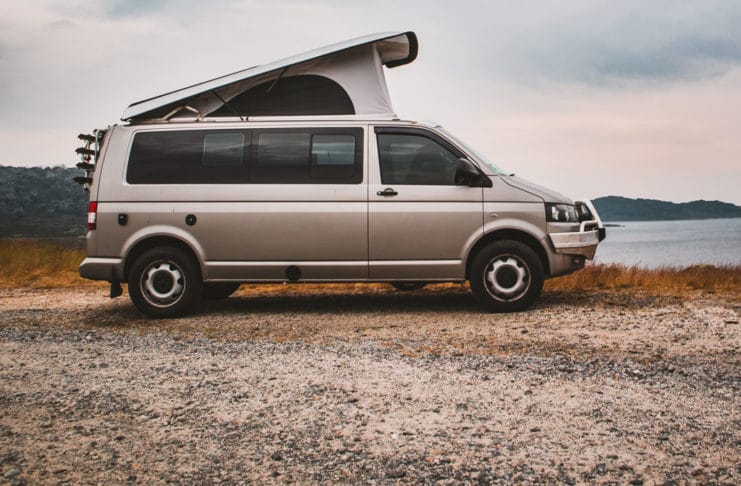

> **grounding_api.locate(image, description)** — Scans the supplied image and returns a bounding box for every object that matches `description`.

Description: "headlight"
[546,203,577,222]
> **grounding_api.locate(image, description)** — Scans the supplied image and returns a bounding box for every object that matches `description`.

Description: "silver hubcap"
[484,255,530,302]
[141,260,185,307]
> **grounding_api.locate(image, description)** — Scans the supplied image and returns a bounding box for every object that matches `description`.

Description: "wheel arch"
[122,234,203,283]
[465,229,550,280]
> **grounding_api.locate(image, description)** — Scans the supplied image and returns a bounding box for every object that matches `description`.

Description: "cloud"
[102,0,168,17]
[466,1,741,87]
[589,35,741,82]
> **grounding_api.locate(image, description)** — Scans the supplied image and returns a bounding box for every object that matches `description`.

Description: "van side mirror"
[455,158,492,187]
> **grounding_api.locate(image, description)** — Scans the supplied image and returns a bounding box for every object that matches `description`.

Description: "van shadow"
[201,290,482,315]
[195,287,605,315]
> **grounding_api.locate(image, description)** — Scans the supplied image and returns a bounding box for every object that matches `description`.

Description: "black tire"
[469,240,544,312]
[127,246,203,318]
[203,282,241,300]
[390,282,428,291]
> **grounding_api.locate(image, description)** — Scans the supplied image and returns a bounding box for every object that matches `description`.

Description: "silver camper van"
[77,32,605,317]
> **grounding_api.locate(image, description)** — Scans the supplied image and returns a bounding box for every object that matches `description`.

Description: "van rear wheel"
[128,246,203,318]
[469,240,544,312]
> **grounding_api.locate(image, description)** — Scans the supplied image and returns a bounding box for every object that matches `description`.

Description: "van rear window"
[127,130,250,184]
[126,128,362,184]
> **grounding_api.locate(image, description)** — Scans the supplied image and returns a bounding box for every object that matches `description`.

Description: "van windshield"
[439,129,508,175]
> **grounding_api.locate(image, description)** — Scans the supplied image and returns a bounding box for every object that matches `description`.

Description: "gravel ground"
[0,285,739,484]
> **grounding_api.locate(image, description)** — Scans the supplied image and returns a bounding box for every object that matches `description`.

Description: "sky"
[1,0,740,204]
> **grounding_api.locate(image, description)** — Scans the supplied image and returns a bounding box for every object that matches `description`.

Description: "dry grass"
[544,263,741,294]
[0,240,738,295]
[0,239,92,288]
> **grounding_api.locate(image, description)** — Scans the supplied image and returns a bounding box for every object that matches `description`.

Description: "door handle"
[377,188,398,197]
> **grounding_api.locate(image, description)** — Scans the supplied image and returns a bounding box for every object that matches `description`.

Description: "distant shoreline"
[592,196,741,222]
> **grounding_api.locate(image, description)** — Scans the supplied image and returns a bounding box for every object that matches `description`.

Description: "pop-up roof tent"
[122,31,417,122]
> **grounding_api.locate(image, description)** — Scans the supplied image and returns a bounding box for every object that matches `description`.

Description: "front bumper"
[548,199,606,260]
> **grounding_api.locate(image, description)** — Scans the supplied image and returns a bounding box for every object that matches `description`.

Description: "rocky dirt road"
[1,285,739,484]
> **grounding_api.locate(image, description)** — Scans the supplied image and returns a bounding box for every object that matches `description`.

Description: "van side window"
[253,132,311,182]
[203,133,245,167]
[377,133,460,185]
[127,130,250,184]
[311,135,356,179]
[250,128,363,184]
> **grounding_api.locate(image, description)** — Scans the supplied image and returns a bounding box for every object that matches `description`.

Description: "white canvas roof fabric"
[122,31,417,121]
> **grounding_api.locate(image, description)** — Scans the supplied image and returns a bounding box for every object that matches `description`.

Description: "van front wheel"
[128,247,203,318]
[469,240,544,312]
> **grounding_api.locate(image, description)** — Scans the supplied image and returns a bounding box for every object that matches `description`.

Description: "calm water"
[593,218,741,268]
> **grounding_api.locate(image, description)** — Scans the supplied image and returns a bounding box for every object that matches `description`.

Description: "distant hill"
[0,165,88,238]
[0,166,739,237]
[592,196,741,222]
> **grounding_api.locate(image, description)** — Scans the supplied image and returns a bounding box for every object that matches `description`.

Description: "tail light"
[87,202,98,230]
